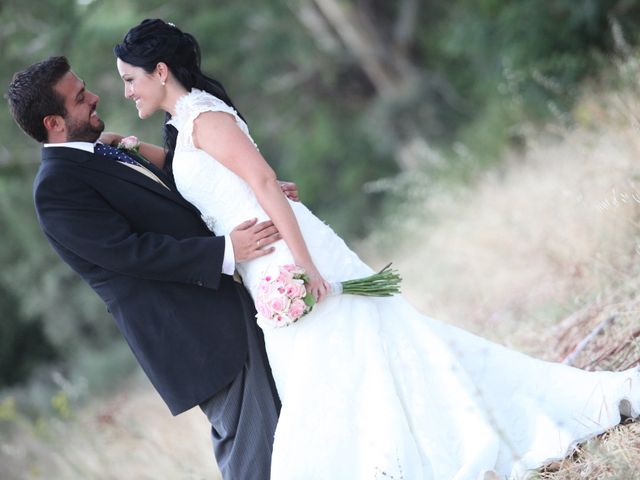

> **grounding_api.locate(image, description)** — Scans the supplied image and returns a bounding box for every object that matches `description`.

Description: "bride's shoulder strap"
[181,89,257,149]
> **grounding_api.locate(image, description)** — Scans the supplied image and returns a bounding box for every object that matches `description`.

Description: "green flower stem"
[340,263,401,296]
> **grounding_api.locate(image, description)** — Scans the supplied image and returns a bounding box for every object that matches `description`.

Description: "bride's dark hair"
[114,19,246,167]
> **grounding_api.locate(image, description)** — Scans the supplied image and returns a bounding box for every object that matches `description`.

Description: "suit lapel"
[128,150,175,187]
[41,146,202,216]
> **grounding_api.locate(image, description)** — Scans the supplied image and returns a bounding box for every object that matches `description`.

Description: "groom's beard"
[64,116,105,143]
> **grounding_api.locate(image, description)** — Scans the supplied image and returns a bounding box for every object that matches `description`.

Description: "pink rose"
[279,265,295,276]
[117,135,141,151]
[269,296,290,313]
[285,281,306,299]
[289,299,306,319]
[256,298,273,318]
[283,264,306,276]
[277,271,294,283]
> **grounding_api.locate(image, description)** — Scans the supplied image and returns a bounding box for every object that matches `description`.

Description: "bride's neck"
[161,83,190,117]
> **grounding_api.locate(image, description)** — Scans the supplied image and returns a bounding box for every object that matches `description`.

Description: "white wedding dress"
[169,89,640,480]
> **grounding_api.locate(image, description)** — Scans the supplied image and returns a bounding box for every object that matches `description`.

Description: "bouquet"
[256,263,401,328]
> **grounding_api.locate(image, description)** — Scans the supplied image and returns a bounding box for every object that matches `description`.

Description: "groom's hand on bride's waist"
[230,218,281,263]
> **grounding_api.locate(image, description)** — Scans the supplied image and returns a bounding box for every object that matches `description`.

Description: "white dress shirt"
[43,141,236,275]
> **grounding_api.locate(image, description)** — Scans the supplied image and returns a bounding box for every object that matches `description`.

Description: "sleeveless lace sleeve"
[171,88,259,151]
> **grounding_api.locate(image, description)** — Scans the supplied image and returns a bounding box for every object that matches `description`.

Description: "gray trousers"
[199,284,281,480]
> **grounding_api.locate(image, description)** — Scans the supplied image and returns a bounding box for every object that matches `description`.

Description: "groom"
[7,56,285,479]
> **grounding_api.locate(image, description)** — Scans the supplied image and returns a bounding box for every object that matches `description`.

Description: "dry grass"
[1,375,220,480]
[372,119,640,354]
[534,421,640,480]
[364,74,640,477]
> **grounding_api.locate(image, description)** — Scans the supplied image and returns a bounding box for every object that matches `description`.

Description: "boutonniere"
[115,135,152,165]
[117,135,142,154]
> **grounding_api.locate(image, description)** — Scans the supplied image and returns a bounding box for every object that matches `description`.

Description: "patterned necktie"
[94,142,143,167]
[94,142,170,190]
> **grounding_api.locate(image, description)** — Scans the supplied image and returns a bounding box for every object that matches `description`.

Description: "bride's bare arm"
[138,142,167,169]
[192,111,330,302]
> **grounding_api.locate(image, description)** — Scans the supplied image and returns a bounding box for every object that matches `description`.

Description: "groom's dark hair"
[6,56,70,143]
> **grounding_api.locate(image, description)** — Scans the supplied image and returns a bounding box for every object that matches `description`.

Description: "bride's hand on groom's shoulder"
[230,218,281,263]
[98,131,124,146]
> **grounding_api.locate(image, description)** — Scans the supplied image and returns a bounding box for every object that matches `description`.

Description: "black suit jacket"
[34,146,249,415]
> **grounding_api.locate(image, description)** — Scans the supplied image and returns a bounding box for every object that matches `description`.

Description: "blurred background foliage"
[2,0,640,411]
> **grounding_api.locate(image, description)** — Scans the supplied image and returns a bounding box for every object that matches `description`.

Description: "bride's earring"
[161,80,166,86]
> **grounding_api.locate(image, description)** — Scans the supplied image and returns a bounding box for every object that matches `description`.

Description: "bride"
[113,19,640,480]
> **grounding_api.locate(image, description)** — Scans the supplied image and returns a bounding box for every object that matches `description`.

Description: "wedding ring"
[257,239,261,247]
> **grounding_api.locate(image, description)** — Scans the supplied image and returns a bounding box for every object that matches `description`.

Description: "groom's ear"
[43,114,65,138]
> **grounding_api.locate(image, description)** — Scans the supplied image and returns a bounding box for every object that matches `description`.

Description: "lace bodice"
[167,88,259,151]
[169,89,370,294]
[168,89,266,234]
